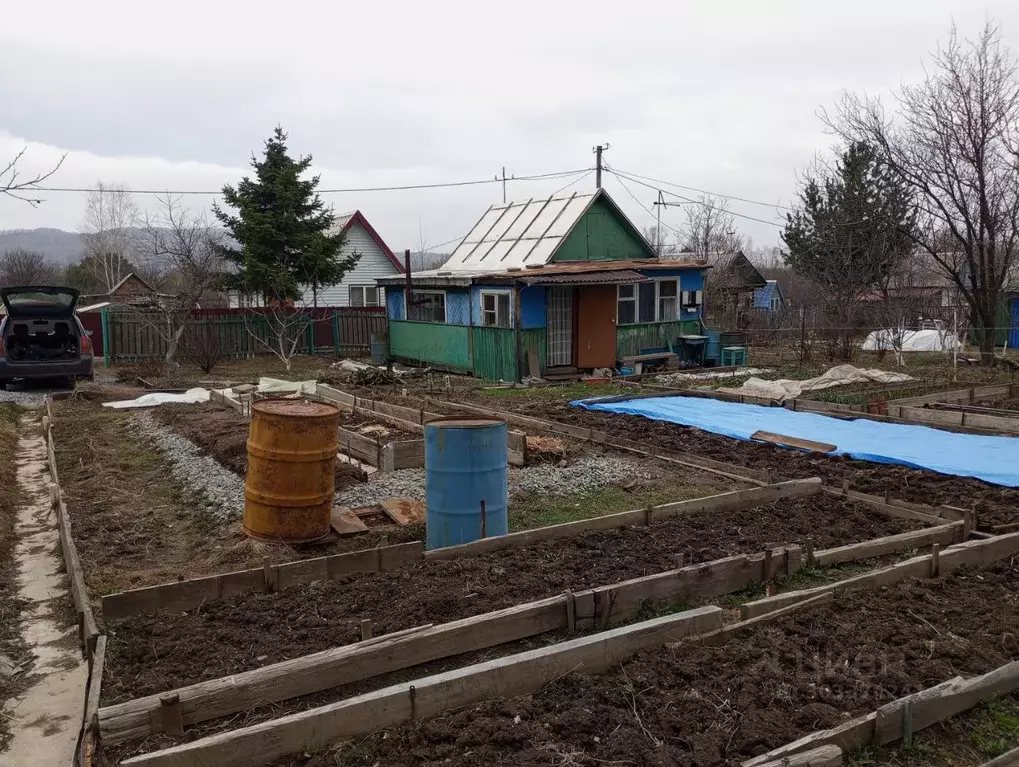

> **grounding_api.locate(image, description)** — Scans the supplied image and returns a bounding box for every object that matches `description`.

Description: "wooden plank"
[119,607,723,767]
[823,487,946,526]
[813,523,961,567]
[337,426,379,466]
[980,746,1019,767]
[993,521,1019,534]
[315,384,356,407]
[378,498,425,526]
[751,430,836,453]
[83,635,107,736]
[330,507,368,536]
[102,543,423,620]
[101,595,565,746]
[426,480,819,560]
[754,745,843,767]
[743,714,877,767]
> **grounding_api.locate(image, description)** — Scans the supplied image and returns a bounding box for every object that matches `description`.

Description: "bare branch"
[0,148,66,208]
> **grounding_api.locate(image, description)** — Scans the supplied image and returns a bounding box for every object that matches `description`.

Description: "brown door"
[575,285,617,368]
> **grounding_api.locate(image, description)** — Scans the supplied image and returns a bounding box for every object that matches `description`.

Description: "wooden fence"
[93,307,386,364]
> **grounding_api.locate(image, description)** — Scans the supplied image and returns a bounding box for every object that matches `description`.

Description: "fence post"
[332,313,340,357]
[101,307,111,368]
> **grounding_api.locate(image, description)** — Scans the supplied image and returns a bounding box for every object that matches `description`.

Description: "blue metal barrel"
[424,418,508,549]
[370,332,389,364]
[705,329,721,366]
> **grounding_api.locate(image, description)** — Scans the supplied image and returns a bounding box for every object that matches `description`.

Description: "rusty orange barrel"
[243,398,340,543]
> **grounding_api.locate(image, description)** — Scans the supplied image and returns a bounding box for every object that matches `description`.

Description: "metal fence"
[95,307,386,364]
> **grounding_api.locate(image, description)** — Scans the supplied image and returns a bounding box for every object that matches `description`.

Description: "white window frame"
[406,289,447,323]
[769,296,781,312]
[617,279,681,325]
[480,290,512,328]
[349,285,383,308]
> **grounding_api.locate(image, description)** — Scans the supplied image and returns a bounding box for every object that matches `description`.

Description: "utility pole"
[655,191,664,255]
[593,144,609,189]
[494,166,513,203]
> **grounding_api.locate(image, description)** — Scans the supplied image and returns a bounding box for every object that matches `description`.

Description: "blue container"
[425,418,508,549]
[705,329,721,366]
[370,332,389,365]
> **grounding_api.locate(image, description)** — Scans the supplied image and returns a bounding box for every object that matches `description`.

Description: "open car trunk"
[1,287,82,364]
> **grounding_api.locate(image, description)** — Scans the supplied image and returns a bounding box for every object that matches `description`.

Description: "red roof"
[341,210,404,272]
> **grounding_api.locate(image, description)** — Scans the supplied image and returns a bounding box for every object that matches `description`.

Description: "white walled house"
[230,210,403,308]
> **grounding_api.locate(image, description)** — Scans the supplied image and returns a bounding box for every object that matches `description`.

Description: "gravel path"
[130,411,245,521]
[336,454,664,508]
[0,382,71,405]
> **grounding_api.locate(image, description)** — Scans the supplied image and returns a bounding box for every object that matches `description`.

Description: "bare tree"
[641,225,678,257]
[80,182,138,292]
[829,21,1019,363]
[0,248,55,287]
[681,194,743,263]
[244,299,314,373]
[1,148,66,206]
[135,195,225,373]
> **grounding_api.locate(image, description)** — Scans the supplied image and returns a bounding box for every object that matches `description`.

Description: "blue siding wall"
[387,288,405,321]
[446,289,471,325]
[520,286,546,329]
[470,285,515,327]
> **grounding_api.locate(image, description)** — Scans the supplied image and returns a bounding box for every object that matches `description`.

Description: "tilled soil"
[274,562,1019,767]
[374,390,1019,528]
[101,494,919,704]
[152,403,367,492]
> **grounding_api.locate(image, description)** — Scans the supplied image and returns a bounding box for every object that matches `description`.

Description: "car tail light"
[81,334,93,356]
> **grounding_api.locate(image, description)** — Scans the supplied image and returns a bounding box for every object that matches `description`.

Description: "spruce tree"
[214,126,358,304]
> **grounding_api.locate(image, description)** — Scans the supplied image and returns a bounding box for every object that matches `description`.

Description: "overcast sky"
[1,0,1017,256]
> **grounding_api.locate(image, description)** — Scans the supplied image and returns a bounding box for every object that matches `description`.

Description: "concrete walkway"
[4,414,87,764]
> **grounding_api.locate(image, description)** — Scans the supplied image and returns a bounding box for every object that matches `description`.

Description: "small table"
[721,346,747,366]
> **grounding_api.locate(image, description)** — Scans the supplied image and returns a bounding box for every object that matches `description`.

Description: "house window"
[407,290,446,323]
[619,281,682,324]
[482,292,511,327]
[658,280,678,320]
[349,286,383,307]
[617,285,636,325]
[769,296,781,312]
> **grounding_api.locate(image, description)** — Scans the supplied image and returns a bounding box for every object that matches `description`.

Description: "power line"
[606,167,687,241]
[551,168,595,197]
[21,168,595,197]
[608,168,786,229]
[607,166,798,213]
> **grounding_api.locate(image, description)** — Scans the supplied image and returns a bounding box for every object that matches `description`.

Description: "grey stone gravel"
[130,411,245,521]
[335,454,662,508]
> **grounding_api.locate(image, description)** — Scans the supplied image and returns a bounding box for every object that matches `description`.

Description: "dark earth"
[101,493,919,705]
[271,562,1019,767]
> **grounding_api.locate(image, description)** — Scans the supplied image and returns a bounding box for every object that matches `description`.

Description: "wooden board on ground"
[330,507,368,536]
[751,430,836,453]
[378,498,425,526]
[119,607,723,767]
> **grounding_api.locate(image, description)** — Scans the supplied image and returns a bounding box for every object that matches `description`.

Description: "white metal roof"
[442,192,598,272]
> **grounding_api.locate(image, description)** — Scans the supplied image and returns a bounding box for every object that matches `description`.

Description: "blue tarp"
[572,395,1019,487]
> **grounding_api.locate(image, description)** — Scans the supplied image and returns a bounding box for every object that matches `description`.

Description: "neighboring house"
[702,250,767,327]
[752,280,785,312]
[80,273,169,310]
[229,210,403,308]
[376,189,709,381]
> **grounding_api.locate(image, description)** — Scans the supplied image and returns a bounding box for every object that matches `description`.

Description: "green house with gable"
[377,189,708,381]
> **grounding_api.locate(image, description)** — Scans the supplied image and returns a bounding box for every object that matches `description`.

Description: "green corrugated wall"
[389,321,472,371]
[616,321,700,357]
[471,327,517,381]
[520,328,546,377]
[553,197,650,262]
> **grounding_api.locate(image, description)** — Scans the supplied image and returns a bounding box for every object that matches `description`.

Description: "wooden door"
[546,287,574,367]
[576,285,617,368]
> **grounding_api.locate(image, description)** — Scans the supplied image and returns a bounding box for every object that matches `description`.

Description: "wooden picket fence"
[99,307,385,364]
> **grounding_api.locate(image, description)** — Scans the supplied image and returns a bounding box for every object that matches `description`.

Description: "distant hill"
[0,228,84,265]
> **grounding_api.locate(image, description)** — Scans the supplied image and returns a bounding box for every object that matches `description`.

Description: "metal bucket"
[370,332,390,365]
[424,417,508,549]
[244,398,340,543]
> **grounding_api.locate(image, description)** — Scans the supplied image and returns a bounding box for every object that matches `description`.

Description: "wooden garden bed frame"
[115,529,1019,767]
[97,517,964,748]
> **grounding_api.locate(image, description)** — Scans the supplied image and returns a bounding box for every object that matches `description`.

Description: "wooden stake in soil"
[804,539,815,568]
[360,620,372,641]
[930,544,940,578]
[963,510,972,541]
[158,695,184,739]
[764,549,773,581]
[564,590,576,634]
[674,553,686,570]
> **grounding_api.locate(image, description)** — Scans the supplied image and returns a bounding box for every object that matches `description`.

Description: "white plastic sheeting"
[861,329,963,352]
[256,377,317,395]
[718,364,913,402]
[102,388,211,409]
